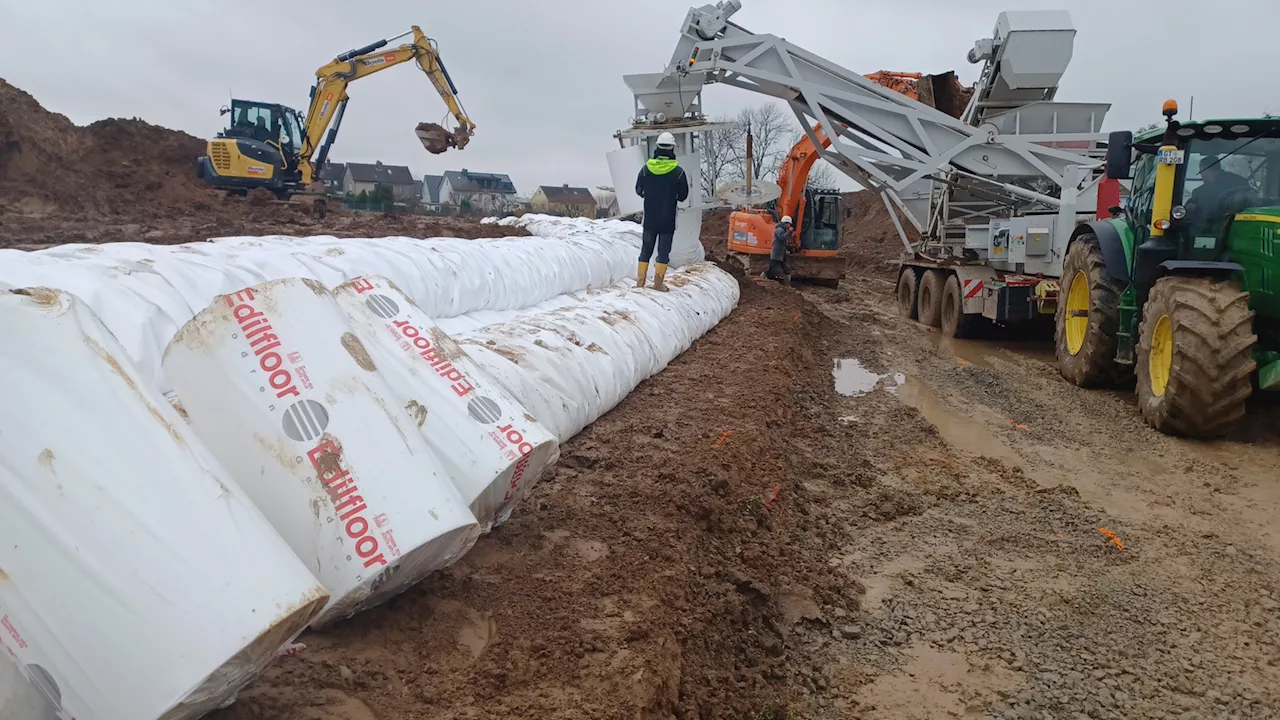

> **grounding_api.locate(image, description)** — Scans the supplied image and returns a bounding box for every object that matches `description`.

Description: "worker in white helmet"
[767,214,794,284]
[634,131,689,292]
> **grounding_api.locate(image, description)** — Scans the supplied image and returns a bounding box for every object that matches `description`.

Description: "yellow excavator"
[197,26,474,209]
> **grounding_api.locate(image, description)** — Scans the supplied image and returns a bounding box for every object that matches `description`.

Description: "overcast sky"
[2,0,1276,196]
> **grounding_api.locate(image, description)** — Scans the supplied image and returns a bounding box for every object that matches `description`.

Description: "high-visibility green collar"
[647,157,679,175]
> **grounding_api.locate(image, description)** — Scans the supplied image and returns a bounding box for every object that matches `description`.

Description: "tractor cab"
[219,100,305,166]
[1110,118,1280,264]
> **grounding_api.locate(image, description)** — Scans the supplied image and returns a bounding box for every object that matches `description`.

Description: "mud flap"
[953,265,997,315]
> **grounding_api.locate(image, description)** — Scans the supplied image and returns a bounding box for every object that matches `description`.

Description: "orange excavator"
[726,71,969,286]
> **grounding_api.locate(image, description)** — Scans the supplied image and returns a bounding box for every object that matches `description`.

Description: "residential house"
[592,188,619,218]
[532,184,597,217]
[343,161,417,203]
[318,162,346,197]
[421,174,446,212]
[439,169,518,213]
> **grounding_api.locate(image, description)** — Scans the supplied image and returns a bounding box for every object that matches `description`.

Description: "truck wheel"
[1137,276,1256,438]
[896,268,919,320]
[917,270,946,328]
[1055,237,1131,387]
[940,274,976,338]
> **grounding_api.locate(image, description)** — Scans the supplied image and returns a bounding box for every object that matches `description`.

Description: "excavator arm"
[298,26,475,186]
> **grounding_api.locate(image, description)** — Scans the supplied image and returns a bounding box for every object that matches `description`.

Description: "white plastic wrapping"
[0,653,56,720]
[333,276,560,530]
[0,220,651,392]
[0,288,329,720]
[162,278,481,627]
[453,263,740,441]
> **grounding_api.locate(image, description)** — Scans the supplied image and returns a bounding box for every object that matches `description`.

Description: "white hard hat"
[781,215,792,224]
[655,131,676,149]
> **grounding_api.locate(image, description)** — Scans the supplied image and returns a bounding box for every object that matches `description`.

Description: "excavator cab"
[199,99,306,197]
[798,188,841,252]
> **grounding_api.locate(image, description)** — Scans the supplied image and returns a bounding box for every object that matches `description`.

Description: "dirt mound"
[700,207,731,260]
[0,79,528,247]
[0,78,212,218]
[839,191,917,279]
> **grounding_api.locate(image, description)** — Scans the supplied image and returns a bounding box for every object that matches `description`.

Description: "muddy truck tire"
[940,273,977,338]
[917,270,947,328]
[896,267,919,320]
[1136,276,1256,438]
[1055,236,1132,387]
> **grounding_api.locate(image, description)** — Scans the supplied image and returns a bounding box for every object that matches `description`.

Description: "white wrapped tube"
[455,263,740,441]
[332,276,560,530]
[0,288,329,720]
[163,278,480,628]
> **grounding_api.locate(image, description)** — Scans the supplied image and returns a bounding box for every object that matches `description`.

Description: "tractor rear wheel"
[1136,276,1256,438]
[896,268,919,320]
[1055,236,1131,387]
[917,270,947,328]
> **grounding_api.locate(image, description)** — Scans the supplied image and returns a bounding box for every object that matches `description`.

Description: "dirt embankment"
[0,78,526,247]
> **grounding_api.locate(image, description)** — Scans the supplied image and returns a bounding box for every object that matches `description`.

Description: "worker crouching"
[635,131,689,292]
[766,215,794,285]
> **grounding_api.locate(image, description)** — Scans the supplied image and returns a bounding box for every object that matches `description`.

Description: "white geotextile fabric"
[0,215,668,392]
[450,263,739,441]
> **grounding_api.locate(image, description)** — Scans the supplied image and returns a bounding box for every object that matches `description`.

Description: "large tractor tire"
[917,270,947,328]
[940,274,977,338]
[896,268,919,320]
[1055,236,1132,387]
[1136,276,1256,438]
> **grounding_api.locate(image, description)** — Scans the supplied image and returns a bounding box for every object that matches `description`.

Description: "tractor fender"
[1072,220,1130,284]
[1157,260,1245,279]
[952,265,998,315]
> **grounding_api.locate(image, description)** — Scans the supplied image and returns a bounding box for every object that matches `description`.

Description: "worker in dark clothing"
[766,215,794,284]
[1188,154,1253,228]
[634,131,689,292]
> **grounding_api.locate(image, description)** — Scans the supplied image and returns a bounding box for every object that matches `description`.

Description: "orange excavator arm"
[776,124,833,240]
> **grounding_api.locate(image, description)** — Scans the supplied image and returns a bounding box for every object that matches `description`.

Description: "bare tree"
[698,122,741,200]
[805,160,840,190]
[732,104,793,181]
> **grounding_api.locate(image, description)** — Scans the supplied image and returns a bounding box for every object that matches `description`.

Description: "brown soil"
[0,78,526,247]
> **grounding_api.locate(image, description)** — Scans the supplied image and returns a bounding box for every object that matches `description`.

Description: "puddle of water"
[833,359,907,397]
[894,376,1024,467]
[833,358,885,397]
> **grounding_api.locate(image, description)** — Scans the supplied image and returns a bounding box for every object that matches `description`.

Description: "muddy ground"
[206,261,1280,719]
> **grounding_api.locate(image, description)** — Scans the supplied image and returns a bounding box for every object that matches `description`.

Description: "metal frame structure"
[626,1,1112,275]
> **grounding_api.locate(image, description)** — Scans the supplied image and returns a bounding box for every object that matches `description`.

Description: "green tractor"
[1055,100,1280,438]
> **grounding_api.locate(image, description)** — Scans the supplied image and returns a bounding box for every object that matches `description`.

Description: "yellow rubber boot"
[636,261,649,288]
[653,263,669,292]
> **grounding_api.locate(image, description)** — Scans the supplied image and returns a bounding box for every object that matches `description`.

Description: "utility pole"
[1189,96,1195,121]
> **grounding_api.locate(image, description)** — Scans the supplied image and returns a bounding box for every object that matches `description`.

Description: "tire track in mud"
[795,276,1280,719]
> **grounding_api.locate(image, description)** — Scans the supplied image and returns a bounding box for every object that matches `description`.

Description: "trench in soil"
[213,270,1280,720]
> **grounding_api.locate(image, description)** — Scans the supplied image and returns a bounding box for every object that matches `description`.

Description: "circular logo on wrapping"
[365,294,400,319]
[25,663,62,712]
[283,399,331,442]
[467,395,503,424]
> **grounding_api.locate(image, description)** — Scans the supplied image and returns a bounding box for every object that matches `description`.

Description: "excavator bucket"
[415,122,471,154]
[916,72,971,119]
